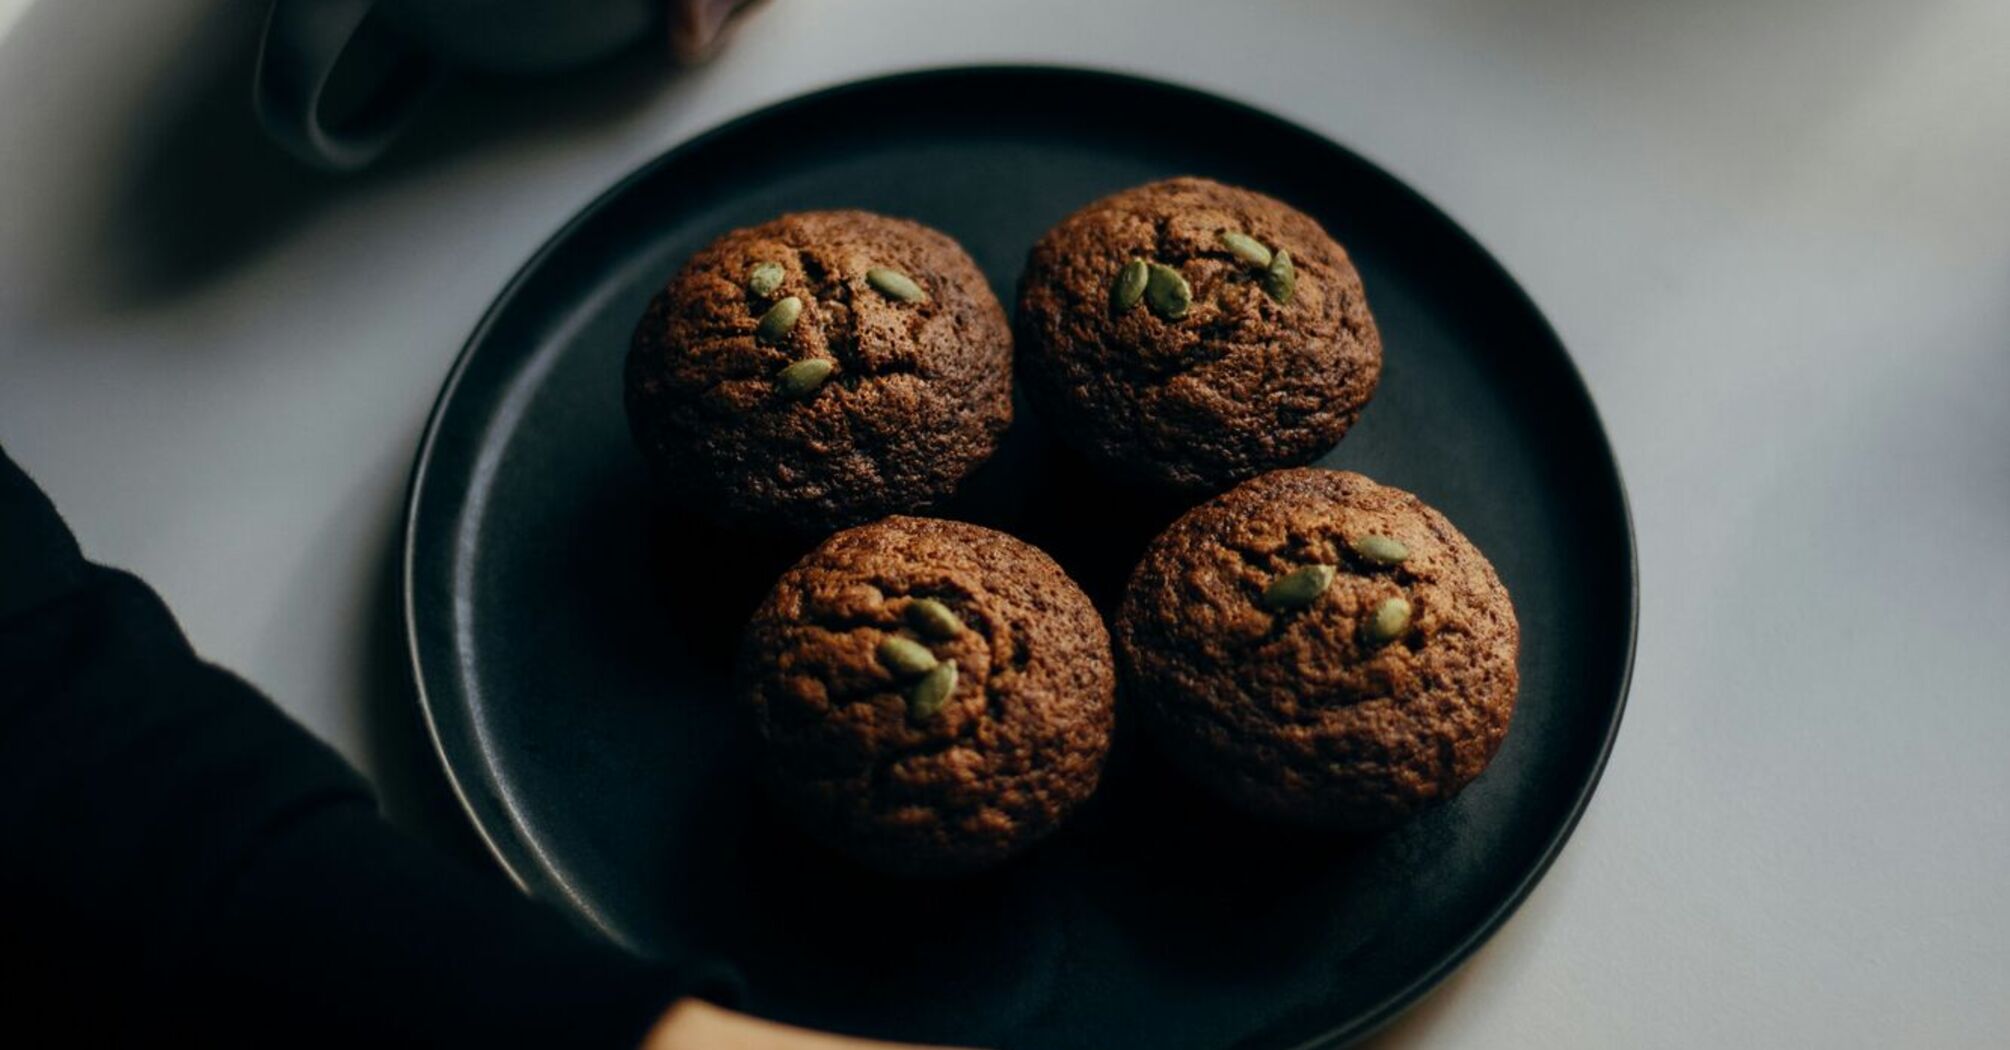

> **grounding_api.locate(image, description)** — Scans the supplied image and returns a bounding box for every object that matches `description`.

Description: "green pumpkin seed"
[877,635,939,677]
[908,659,958,720]
[1350,534,1410,567]
[756,295,803,343]
[1218,231,1273,268]
[1262,249,1296,305]
[1262,564,1336,611]
[866,267,927,303]
[1363,597,1412,646]
[906,598,964,640]
[747,261,785,298]
[775,357,832,399]
[1111,258,1149,312]
[1144,262,1191,320]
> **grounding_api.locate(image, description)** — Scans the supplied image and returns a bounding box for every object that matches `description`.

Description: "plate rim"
[400,62,1639,1048]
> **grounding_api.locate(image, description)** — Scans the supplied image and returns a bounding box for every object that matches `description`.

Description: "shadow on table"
[57,0,689,316]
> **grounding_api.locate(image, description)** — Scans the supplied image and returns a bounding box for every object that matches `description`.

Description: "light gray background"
[3,1,2006,1046]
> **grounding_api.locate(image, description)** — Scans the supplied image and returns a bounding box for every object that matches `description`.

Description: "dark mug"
[253,0,661,171]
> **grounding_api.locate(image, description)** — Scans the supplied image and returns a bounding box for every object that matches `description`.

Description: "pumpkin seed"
[1363,597,1412,646]
[877,635,939,677]
[1111,258,1149,312]
[756,295,803,343]
[1144,262,1191,320]
[866,267,927,303]
[1350,534,1410,567]
[775,357,832,399]
[1218,231,1273,268]
[1262,249,1296,305]
[906,598,964,640]
[908,659,958,720]
[747,261,785,298]
[1263,564,1336,610]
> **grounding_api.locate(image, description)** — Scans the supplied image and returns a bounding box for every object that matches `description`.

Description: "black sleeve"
[0,445,736,1048]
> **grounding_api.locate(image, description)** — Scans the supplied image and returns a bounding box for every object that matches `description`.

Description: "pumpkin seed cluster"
[1219,229,1297,306]
[873,597,970,722]
[1258,532,1416,648]
[742,259,930,400]
[1110,257,1192,320]
[1107,228,1297,321]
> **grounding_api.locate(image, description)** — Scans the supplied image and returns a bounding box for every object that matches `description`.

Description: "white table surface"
[4,1,2007,1046]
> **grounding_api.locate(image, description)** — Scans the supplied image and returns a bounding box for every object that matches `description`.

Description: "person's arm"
[0,444,733,1047]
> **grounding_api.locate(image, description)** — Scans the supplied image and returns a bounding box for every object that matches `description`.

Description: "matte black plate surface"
[404,67,1635,1049]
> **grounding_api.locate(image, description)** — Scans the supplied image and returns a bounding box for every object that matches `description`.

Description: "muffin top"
[738,516,1115,874]
[627,210,1012,533]
[1016,177,1381,492]
[1116,468,1518,829]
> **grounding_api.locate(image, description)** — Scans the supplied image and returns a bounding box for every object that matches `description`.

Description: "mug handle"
[253,0,441,172]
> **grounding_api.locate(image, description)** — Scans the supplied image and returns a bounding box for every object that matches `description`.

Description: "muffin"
[1016,177,1381,492]
[737,516,1116,874]
[626,210,1013,533]
[1116,468,1517,829]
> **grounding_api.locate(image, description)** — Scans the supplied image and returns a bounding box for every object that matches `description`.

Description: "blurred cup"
[253,0,663,171]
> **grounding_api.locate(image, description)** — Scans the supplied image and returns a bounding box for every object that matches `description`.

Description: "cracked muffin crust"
[737,516,1116,874]
[626,210,1013,533]
[1016,177,1382,493]
[1116,468,1518,829]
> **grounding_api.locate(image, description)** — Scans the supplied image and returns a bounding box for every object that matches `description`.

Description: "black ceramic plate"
[403,67,1635,1049]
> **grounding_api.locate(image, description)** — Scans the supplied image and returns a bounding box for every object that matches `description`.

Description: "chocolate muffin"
[626,210,1013,533]
[1116,468,1517,829]
[737,516,1116,874]
[1016,177,1382,492]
